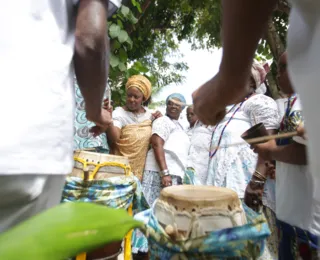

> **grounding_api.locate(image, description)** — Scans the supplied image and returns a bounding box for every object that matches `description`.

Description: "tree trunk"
[265,18,286,99]
[266,19,285,61]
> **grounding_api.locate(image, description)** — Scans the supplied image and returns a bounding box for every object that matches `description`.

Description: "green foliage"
[108,0,188,106]
[108,0,290,104]
[148,100,166,110]
[0,203,141,260]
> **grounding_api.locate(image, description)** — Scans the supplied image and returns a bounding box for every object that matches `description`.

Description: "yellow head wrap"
[125,75,152,100]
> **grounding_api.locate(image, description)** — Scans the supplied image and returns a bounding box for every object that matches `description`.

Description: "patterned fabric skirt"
[141,170,182,207]
[277,219,320,260]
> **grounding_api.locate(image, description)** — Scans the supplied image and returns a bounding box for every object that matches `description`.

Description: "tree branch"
[128,0,153,35]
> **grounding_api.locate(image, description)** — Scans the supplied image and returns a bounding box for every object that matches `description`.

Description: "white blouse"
[144,116,190,178]
[207,94,280,210]
[112,107,152,129]
[187,122,214,185]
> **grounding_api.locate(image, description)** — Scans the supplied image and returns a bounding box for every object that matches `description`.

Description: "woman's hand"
[161,175,172,187]
[265,161,276,179]
[152,110,162,120]
[251,140,277,161]
[244,180,264,212]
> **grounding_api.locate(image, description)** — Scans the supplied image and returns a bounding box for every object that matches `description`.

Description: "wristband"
[160,169,170,178]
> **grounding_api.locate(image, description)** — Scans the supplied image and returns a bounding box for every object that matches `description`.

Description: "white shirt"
[287,0,320,235]
[207,94,280,203]
[0,1,121,175]
[0,1,77,175]
[275,97,314,231]
[112,107,152,129]
[144,116,190,178]
[276,98,288,119]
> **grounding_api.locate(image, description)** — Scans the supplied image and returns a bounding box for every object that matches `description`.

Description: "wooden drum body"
[71,150,130,180]
[154,185,247,240]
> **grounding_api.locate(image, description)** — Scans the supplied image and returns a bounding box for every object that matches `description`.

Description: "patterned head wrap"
[166,93,186,109]
[251,61,268,89]
[125,75,152,100]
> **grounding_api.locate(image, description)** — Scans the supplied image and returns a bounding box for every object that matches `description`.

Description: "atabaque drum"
[154,185,247,240]
[71,150,130,180]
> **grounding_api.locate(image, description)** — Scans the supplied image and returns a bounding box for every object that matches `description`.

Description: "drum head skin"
[160,185,240,212]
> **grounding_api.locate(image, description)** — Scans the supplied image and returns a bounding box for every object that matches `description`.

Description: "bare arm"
[74,0,108,121]
[192,0,277,125]
[254,129,277,179]
[271,142,307,165]
[151,134,168,171]
[253,140,307,166]
[106,124,121,146]
[219,0,277,96]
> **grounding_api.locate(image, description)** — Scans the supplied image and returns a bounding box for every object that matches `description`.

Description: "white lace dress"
[187,122,214,185]
[207,94,280,205]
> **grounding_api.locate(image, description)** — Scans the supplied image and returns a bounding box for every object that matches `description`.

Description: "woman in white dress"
[186,105,198,138]
[207,61,280,259]
[186,119,214,185]
[142,93,190,206]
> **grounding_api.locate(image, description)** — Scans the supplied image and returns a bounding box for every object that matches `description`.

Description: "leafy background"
[108,0,290,105]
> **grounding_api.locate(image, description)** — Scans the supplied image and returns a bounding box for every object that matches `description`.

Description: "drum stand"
[73,159,134,260]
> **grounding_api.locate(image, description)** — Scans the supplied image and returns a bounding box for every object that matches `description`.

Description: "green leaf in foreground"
[0,202,142,260]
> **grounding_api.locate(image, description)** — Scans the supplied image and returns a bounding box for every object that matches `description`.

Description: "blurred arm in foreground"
[74,0,112,134]
[192,0,277,125]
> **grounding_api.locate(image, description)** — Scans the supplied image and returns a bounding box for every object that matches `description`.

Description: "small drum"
[71,150,130,180]
[154,185,247,240]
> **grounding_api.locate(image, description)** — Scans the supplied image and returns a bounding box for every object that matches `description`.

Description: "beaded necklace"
[209,95,251,159]
[277,94,298,146]
[279,94,298,131]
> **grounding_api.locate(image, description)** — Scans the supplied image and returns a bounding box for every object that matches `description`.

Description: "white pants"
[0,175,66,233]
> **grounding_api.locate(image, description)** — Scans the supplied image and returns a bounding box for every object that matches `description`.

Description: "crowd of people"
[99,53,314,260]
[1,0,320,260]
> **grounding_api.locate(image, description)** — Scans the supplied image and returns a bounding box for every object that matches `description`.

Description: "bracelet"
[251,179,265,184]
[160,169,170,178]
[254,170,267,181]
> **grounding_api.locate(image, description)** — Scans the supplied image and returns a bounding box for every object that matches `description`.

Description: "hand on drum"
[161,175,172,187]
[244,180,264,212]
